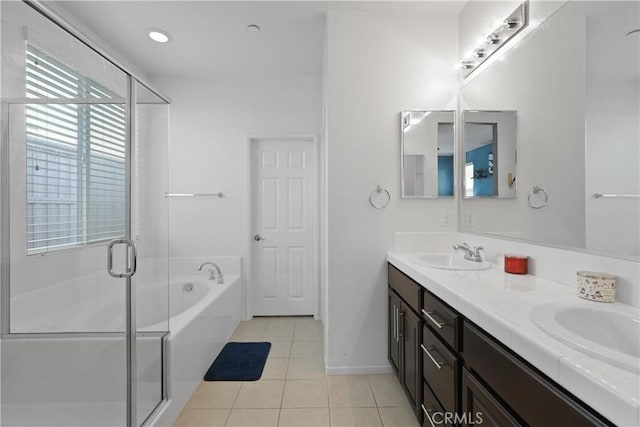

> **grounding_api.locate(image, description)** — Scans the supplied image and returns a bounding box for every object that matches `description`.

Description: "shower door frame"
[0,1,172,426]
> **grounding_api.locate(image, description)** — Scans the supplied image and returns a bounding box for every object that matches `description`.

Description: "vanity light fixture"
[473,48,487,58]
[486,34,501,45]
[461,1,529,78]
[147,29,171,43]
[461,60,475,70]
[503,17,521,29]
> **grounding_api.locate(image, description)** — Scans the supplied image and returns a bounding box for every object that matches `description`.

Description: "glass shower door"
[2,100,131,427]
[1,2,170,426]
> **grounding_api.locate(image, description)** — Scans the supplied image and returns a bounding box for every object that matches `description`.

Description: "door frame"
[246,134,320,320]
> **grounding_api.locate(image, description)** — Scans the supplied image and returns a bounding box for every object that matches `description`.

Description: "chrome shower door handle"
[107,238,138,278]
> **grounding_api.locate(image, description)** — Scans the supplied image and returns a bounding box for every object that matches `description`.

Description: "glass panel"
[2,103,128,427]
[132,80,170,426]
[9,102,128,333]
[1,2,130,426]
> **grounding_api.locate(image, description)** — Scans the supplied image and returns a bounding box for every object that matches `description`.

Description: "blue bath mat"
[204,342,271,381]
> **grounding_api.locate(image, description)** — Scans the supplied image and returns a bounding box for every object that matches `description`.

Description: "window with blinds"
[25,44,126,254]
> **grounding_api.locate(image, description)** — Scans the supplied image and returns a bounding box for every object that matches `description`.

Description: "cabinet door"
[401,304,420,405]
[389,290,401,371]
[461,368,521,427]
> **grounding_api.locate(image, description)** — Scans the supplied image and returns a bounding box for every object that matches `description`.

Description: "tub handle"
[107,238,137,278]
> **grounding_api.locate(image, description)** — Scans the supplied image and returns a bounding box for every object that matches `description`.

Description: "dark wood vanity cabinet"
[388,265,421,410]
[388,262,614,427]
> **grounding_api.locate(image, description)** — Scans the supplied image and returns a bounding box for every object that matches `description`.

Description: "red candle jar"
[504,254,529,274]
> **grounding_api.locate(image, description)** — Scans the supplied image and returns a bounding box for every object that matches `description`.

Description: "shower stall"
[1,1,171,426]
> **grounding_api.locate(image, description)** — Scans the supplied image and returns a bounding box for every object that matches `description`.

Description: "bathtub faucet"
[197,262,224,284]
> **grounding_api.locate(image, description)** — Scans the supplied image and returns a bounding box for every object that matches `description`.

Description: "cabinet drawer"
[422,291,461,351]
[422,382,446,427]
[389,264,421,313]
[422,325,458,414]
[461,367,522,427]
[463,322,611,427]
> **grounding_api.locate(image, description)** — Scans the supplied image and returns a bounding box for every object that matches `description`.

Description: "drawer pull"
[421,403,437,427]
[422,309,445,329]
[421,344,446,370]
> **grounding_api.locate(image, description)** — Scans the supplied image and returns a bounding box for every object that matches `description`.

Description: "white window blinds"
[25,44,126,254]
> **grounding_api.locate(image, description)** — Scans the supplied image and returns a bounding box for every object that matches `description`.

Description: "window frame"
[25,43,127,256]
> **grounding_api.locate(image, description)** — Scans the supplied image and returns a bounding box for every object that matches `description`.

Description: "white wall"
[324,10,458,373]
[585,2,640,257]
[152,75,322,316]
[585,80,640,256]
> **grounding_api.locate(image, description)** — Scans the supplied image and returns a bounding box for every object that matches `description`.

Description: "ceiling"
[58,1,465,79]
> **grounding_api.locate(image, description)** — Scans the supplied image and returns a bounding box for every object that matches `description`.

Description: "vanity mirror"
[458,1,639,259]
[400,110,455,198]
[463,110,517,198]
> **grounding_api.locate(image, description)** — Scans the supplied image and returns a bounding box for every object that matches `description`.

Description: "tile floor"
[173,317,418,427]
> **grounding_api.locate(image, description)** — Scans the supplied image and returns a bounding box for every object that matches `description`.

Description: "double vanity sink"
[388,250,640,426]
[409,251,639,373]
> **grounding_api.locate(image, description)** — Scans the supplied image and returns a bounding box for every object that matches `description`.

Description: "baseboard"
[324,364,394,375]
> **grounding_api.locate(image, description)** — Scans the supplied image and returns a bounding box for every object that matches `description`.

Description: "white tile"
[330,407,382,426]
[287,358,325,380]
[378,406,420,427]
[261,358,289,380]
[290,341,323,359]
[186,382,242,409]
[594,256,640,307]
[328,375,376,408]
[281,379,328,408]
[368,375,410,408]
[225,409,279,426]
[174,408,229,426]
[233,381,284,409]
[268,341,292,359]
[278,408,330,427]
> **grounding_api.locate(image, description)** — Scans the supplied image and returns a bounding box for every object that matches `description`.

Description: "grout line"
[367,374,381,408]
[222,407,232,426]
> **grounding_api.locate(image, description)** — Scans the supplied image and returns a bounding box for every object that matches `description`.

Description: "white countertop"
[387,251,640,427]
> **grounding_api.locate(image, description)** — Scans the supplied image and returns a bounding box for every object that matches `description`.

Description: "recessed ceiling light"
[247,24,261,33]
[147,29,171,43]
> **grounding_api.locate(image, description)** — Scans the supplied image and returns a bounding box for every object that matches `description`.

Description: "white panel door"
[252,138,315,315]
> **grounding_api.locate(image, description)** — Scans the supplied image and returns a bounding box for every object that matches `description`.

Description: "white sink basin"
[530,303,640,373]
[412,253,491,271]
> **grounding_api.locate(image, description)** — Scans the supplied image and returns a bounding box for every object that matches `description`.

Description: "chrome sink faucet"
[453,242,484,262]
[197,262,224,284]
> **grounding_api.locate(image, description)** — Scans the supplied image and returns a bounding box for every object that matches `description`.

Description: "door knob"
[254,234,264,241]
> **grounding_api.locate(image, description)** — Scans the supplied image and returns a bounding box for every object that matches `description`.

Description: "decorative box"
[577,271,616,302]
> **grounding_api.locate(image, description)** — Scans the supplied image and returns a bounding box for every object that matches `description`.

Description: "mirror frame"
[400,109,456,199]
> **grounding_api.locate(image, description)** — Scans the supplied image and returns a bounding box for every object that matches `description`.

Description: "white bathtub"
[149,274,242,427]
[2,259,243,427]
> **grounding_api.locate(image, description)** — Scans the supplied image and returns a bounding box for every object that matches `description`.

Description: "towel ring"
[528,185,548,209]
[369,185,391,209]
